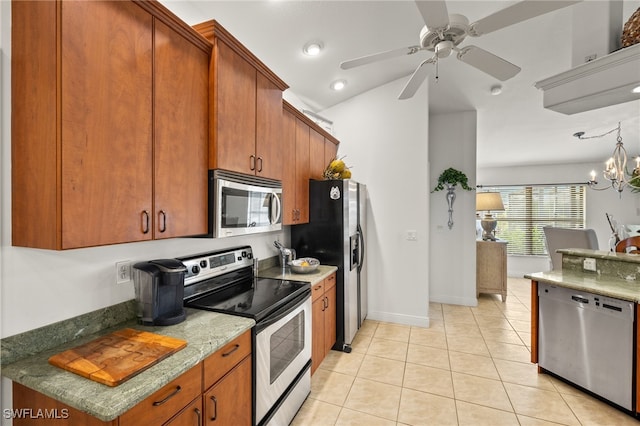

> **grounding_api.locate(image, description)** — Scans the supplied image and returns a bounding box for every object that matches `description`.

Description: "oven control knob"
[199,260,207,268]
[191,265,200,275]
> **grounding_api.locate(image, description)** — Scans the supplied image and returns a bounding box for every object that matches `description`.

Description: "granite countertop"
[1,309,254,421]
[557,248,640,264]
[524,269,640,302]
[258,264,338,285]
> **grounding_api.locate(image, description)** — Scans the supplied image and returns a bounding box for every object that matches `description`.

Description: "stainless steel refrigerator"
[291,179,367,353]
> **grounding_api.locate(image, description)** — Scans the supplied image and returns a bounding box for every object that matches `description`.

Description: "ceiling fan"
[340,0,581,99]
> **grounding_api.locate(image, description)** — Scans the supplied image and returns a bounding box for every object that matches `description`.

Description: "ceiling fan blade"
[469,0,581,36]
[398,57,435,100]
[456,46,521,81]
[414,0,450,32]
[340,46,422,70]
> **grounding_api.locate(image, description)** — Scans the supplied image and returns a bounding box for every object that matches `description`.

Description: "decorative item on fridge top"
[432,167,474,230]
[323,156,352,180]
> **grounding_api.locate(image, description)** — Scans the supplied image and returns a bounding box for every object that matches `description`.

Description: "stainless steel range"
[179,246,311,426]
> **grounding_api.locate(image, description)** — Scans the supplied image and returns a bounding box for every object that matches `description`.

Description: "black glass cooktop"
[185,277,310,322]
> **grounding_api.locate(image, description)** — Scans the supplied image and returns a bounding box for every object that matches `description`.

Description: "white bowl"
[289,257,320,274]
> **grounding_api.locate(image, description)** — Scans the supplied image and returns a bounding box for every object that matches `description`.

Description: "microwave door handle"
[270,193,282,224]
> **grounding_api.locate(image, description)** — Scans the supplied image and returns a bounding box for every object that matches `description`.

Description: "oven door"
[213,171,282,238]
[255,292,311,425]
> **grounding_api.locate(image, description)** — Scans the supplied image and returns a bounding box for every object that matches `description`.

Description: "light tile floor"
[291,277,639,425]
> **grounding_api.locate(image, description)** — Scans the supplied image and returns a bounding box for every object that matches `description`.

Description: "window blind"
[485,185,586,256]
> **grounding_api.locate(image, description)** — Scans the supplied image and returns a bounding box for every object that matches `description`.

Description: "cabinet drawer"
[120,363,202,426]
[203,330,252,390]
[311,282,325,302]
[324,273,336,290]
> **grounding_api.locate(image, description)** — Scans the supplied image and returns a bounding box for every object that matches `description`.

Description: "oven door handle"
[255,289,310,333]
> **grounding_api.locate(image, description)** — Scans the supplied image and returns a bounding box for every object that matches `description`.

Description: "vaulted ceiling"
[165,0,640,169]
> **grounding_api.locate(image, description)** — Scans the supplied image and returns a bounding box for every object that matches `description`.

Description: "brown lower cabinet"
[311,273,337,375]
[12,330,252,426]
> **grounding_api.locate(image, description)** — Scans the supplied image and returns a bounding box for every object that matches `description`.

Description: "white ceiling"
[164,0,640,169]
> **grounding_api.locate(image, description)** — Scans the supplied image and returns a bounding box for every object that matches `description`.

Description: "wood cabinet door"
[212,40,256,174]
[281,109,297,225]
[311,296,326,375]
[203,356,252,426]
[256,73,283,180]
[295,119,311,224]
[153,19,209,239]
[165,398,203,426]
[325,139,338,167]
[324,281,337,356]
[309,128,326,180]
[60,0,153,248]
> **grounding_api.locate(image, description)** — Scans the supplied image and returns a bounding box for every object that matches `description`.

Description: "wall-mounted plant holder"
[432,167,474,230]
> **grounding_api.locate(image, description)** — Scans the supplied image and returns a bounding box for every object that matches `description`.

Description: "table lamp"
[476,192,504,241]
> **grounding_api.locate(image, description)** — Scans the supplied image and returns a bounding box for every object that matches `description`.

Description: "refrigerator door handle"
[357,224,365,273]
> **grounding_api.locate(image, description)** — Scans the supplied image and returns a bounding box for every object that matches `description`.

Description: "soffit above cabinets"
[534,43,640,115]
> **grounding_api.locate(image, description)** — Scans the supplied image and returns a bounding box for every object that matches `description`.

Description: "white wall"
[429,112,478,306]
[478,162,640,277]
[320,77,430,327]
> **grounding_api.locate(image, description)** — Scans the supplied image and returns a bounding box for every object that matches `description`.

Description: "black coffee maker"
[132,259,187,325]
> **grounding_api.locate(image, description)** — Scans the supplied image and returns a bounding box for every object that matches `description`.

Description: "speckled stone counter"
[1,308,254,421]
[525,248,640,302]
[258,264,338,285]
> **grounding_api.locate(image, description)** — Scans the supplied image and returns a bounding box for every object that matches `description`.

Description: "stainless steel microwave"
[209,170,282,238]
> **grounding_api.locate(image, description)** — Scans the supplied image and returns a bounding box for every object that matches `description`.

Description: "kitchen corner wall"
[429,112,478,306]
[320,77,430,328]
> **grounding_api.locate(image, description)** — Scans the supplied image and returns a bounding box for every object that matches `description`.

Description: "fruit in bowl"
[289,257,320,274]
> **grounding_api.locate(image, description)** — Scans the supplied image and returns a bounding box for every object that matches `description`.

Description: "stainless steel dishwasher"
[538,282,634,410]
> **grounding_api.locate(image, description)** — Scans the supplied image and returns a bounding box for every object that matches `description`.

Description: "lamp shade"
[476,192,504,212]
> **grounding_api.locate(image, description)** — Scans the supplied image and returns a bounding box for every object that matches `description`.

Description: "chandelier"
[574,122,640,194]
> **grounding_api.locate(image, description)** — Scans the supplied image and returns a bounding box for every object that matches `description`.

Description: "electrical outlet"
[584,53,597,62]
[116,261,131,284]
[583,258,597,272]
[406,230,418,241]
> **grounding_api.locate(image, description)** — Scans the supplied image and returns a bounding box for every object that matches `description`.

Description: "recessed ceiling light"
[303,41,323,56]
[330,80,347,91]
[632,85,640,94]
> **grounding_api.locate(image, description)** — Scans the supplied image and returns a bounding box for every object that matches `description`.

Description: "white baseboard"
[366,310,430,328]
[429,294,478,307]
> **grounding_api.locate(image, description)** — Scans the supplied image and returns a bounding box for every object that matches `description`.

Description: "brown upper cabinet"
[193,20,289,180]
[281,101,340,225]
[11,0,211,249]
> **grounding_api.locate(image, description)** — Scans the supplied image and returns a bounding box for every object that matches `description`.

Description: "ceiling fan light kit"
[340,0,582,99]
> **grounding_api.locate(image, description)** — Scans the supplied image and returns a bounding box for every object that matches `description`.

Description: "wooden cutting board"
[49,328,187,387]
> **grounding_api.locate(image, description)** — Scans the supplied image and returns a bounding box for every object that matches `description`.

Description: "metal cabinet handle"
[324,296,329,309]
[195,407,202,426]
[152,385,181,406]
[159,210,167,233]
[250,155,256,171]
[210,395,218,421]
[141,210,150,234]
[257,157,263,172]
[222,344,240,357]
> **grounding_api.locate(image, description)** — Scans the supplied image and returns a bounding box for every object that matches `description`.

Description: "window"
[486,185,586,256]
